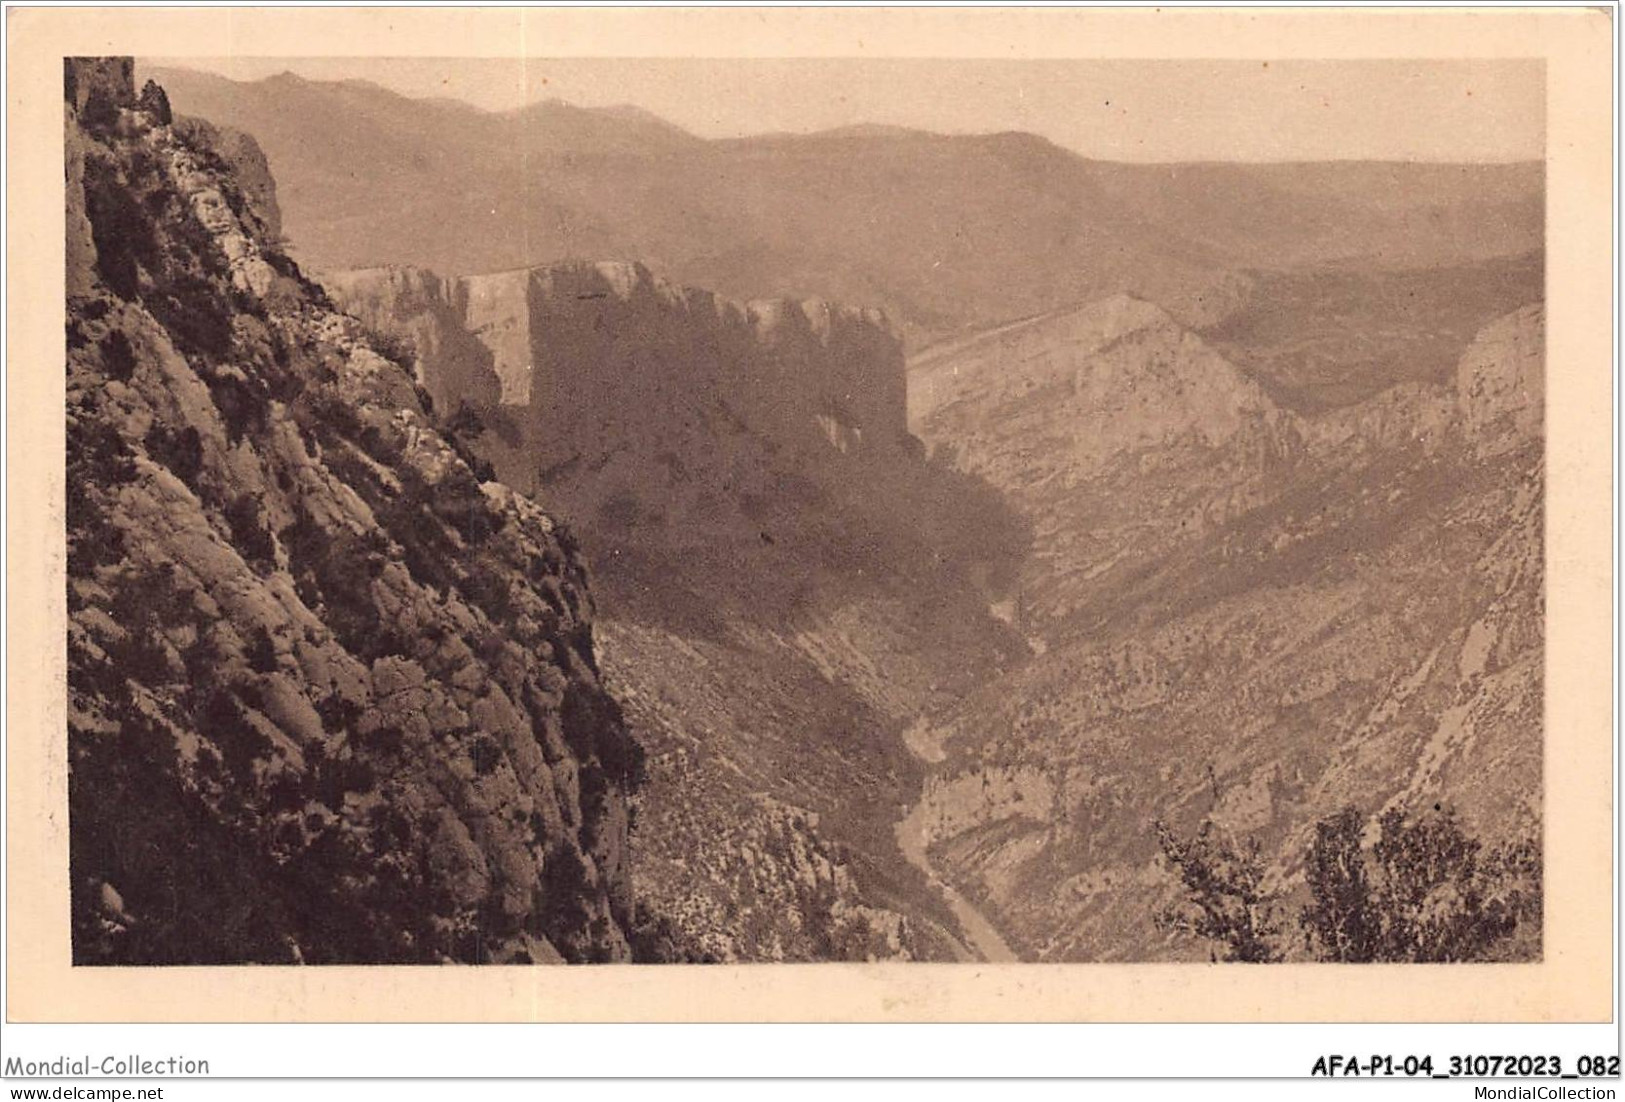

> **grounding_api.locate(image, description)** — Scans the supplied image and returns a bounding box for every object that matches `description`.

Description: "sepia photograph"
[59,48,1548,969]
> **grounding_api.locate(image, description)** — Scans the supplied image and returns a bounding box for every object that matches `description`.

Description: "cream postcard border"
[5,5,1613,1023]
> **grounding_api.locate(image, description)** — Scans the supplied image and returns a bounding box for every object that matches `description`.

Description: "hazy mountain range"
[149,65,1543,355]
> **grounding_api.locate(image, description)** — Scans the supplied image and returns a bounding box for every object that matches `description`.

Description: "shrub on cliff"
[365,327,417,375]
[79,84,120,134]
[439,401,497,484]
[1316,806,1537,963]
[1155,801,1540,962]
[100,329,137,381]
[1153,816,1283,962]
[220,493,277,573]
[82,153,155,300]
[137,79,172,126]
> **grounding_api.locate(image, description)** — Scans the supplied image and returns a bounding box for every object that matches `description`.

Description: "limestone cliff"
[66,59,644,964]
[329,260,910,466]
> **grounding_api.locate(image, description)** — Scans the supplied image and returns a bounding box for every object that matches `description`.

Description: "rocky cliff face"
[329,259,909,467]
[66,60,644,964]
[65,56,136,117]
[170,115,283,242]
[1456,303,1544,457]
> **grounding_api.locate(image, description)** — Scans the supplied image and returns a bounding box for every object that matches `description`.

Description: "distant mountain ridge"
[148,64,1543,359]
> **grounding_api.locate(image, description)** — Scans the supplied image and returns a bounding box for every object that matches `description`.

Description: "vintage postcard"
[4,7,1613,1024]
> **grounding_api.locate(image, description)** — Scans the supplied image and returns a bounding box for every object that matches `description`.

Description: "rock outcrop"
[66,59,644,964]
[1456,303,1544,457]
[322,265,504,413]
[171,115,284,242]
[65,56,135,117]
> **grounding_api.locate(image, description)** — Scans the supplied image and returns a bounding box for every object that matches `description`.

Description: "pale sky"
[146,57,1545,163]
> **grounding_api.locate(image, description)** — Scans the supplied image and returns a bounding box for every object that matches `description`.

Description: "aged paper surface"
[7,6,1612,1021]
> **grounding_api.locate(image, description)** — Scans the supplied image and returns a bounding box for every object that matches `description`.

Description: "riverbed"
[895,726,1018,963]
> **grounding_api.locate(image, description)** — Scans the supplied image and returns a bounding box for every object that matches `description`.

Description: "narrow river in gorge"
[895,719,1018,963]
